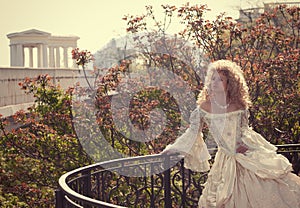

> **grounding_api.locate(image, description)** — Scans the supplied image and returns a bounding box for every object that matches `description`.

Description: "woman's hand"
[161,149,179,155]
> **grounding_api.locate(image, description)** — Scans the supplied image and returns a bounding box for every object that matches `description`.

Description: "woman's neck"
[211,93,230,106]
[209,93,230,111]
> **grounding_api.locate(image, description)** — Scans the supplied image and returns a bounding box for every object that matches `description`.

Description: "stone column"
[10,44,17,66]
[55,47,60,68]
[29,47,34,67]
[16,44,24,67]
[49,46,55,67]
[37,44,42,68]
[42,44,48,68]
[63,47,68,68]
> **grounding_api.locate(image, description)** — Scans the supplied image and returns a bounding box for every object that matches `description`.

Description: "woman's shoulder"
[228,102,245,112]
[199,100,210,112]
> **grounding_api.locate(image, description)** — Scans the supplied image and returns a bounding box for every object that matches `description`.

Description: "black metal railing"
[56,144,300,208]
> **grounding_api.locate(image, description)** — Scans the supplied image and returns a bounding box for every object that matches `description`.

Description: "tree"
[0,75,91,207]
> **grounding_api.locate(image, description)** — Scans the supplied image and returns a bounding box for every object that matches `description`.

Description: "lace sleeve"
[239,110,277,152]
[162,107,211,172]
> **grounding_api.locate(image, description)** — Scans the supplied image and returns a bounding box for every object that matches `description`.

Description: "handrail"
[57,144,300,208]
[58,165,126,208]
[57,154,182,208]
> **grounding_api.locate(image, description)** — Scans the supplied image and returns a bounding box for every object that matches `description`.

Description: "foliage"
[72,48,94,66]
[0,75,91,207]
[72,48,95,90]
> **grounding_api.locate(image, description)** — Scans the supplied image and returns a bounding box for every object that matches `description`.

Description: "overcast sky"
[0,0,285,67]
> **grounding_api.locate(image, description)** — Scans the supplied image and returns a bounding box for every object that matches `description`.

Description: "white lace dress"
[163,107,300,208]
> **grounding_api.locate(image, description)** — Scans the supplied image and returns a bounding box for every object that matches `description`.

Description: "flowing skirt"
[198,149,300,208]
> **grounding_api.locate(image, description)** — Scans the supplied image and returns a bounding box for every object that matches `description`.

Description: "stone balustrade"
[0,67,91,117]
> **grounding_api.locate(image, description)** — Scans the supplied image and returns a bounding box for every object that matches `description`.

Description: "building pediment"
[7,29,51,38]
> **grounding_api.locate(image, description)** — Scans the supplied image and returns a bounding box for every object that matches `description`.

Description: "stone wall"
[0,67,92,116]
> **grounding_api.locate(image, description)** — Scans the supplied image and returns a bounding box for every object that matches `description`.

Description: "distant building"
[7,29,79,68]
[237,1,300,23]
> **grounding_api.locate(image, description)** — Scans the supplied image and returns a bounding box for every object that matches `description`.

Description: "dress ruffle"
[162,107,211,172]
[199,150,300,208]
[237,127,293,179]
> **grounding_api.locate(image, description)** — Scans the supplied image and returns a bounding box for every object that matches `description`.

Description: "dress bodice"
[199,108,248,155]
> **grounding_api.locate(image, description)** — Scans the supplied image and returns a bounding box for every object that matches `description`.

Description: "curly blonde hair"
[197,60,252,109]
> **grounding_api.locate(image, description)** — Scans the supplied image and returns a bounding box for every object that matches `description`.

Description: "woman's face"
[209,71,228,93]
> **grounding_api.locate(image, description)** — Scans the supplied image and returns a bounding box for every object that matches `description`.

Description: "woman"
[162,60,300,208]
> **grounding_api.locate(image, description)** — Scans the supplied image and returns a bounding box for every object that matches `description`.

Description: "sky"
[0,0,284,67]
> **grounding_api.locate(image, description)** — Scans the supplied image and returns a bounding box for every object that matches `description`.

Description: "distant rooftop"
[237,1,300,23]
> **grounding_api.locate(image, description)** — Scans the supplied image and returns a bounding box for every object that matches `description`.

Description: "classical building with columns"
[1,29,91,117]
[7,29,79,68]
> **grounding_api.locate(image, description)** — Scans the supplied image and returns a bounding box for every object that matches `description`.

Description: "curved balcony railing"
[56,144,300,208]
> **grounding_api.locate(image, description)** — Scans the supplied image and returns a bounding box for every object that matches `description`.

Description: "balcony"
[56,144,300,208]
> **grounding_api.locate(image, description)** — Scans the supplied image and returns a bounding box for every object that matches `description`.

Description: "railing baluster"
[163,155,172,208]
[101,171,106,201]
[150,174,155,207]
[55,188,64,208]
[181,159,186,207]
[83,169,92,208]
